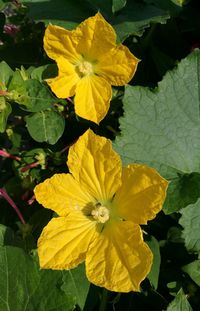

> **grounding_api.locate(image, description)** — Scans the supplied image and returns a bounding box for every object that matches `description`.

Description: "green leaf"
[0,98,11,133]
[179,199,200,255]
[164,173,200,214]
[21,0,169,41]
[114,50,200,213]
[30,64,58,82]
[146,236,161,289]
[61,264,90,310]
[112,0,126,13]
[21,0,93,29]
[144,0,182,14]
[0,61,14,88]
[0,225,20,247]
[111,2,169,41]
[7,69,25,90]
[14,79,56,112]
[25,110,65,144]
[182,260,200,287]
[166,289,193,311]
[170,0,188,6]
[0,245,75,311]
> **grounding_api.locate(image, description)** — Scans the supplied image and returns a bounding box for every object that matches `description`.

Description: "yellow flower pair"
[34,13,168,293]
[44,12,139,123]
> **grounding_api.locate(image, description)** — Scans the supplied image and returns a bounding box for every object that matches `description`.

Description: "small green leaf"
[62,263,90,310]
[7,69,25,90]
[179,199,200,255]
[166,289,193,311]
[170,0,188,6]
[183,260,200,287]
[0,61,14,88]
[112,0,126,13]
[25,110,65,144]
[30,64,58,82]
[0,98,12,133]
[146,236,161,289]
[0,245,76,311]
[15,79,56,112]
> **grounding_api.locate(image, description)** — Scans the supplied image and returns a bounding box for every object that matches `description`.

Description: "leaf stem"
[99,288,108,311]
[0,188,26,224]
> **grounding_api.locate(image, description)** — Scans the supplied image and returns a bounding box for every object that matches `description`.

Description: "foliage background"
[0,0,200,310]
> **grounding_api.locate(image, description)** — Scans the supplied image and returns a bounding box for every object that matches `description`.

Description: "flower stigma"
[91,203,110,223]
[76,60,94,77]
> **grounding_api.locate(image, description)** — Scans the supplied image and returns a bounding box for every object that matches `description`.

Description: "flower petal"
[34,173,94,216]
[44,24,80,63]
[74,12,116,60]
[68,129,122,202]
[46,56,80,98]
[38,212,99,269]
[74,75,112,123]
[114,164,168,224]
[86,221,152,292]
[95,44,139,86]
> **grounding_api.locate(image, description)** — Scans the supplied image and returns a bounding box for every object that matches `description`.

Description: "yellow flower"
[44,13,139,124]
[34,129,168,292]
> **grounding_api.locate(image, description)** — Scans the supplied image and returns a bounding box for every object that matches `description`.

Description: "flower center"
[76,61,93,77]
[91,203,110,224]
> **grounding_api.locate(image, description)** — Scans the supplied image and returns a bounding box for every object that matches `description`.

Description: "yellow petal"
[95,44,140,86]
[68,129,122,202]
[86,221,152,292]
[44,24,80,63]
[74,75,112,123]
[46,56,80,98]
[74,12,116,60]
[34,173,94,216]
[114,164,168,224]
[38,212,99,269]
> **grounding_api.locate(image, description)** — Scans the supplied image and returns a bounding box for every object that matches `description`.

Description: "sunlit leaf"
[114,50,200,214]
[179,199,200,255]
[183,260,200,287]
[25,110,65,144]
[166,289,193,311]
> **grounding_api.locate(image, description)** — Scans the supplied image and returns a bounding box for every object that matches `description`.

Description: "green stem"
[99,288,108,311]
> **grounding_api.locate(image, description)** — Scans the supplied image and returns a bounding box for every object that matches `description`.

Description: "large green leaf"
[114,50,200,214]
[0,245,75,311]
[61,264,90,310]
[21,0,169,41]
[179,199,200,255]
[25,110,65,144]
[182,260,200,287]
[166,289,193,311]
[111,2,169,41]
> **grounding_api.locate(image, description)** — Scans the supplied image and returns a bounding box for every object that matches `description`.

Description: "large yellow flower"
[44,13,139,124]
[34,129,168,292]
